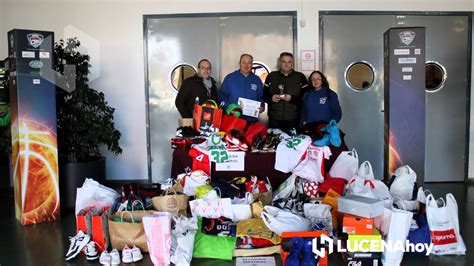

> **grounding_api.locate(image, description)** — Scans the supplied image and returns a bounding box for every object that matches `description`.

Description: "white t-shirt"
[293,145,332,183]
[274,135,312,173]
[192,133,229,163]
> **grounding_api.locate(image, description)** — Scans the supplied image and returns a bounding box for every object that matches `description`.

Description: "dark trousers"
[268,119,299,131]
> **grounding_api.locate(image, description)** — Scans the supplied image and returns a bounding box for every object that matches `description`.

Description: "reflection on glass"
[171,64,196,91]
[346,62,375,91]
[426,62,446,92]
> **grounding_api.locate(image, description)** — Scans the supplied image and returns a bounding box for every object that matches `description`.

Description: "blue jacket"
[218,70,263,122]
[300,86,342,124]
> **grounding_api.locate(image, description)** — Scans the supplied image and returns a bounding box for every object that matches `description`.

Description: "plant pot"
[59,157,106,211]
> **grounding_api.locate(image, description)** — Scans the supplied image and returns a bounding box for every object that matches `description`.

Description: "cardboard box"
[178,118,194,128]
[345,251,381,266]
[347,228,383,252]
[338,195,384,218]
[343,214,374,235]
[280,231,328,266]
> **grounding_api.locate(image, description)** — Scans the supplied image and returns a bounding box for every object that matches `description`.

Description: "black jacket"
[175,75,218,118]
[263,70,308,121]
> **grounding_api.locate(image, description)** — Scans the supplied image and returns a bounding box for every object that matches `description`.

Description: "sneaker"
[286,237,304,266]
[131,246,143,262]
[122,245,133,263]
[313,134,330,147]
[99,251,111,265]
[326,120,341,147]
[83,241,99,260]
[110,249,121,265]
[65,230,91,261]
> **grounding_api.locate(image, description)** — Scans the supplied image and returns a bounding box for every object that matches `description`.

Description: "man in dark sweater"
[175,59,218,118]
[263,52,308,130]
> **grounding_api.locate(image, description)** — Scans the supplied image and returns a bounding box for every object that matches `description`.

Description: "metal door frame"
[143,12,297,182]
[319,11,472,183]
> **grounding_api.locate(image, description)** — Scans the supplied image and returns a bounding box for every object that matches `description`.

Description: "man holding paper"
[218,54,264,122]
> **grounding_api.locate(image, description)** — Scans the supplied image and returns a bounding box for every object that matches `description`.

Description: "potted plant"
[55,38,122,209]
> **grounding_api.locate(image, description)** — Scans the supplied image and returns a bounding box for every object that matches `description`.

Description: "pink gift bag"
[143,212,172,266]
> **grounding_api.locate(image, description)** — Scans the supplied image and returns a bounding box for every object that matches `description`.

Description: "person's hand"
[272,95,280,103]
[283,94,291,102]
[259,105,265,113]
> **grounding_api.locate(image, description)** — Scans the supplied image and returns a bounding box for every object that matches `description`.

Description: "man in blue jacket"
[218,54,264,122]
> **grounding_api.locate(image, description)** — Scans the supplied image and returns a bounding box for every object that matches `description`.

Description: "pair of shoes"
[99,249,120,265]
[199,124,219,137]
[286,238,317,266]
[122,245,143,263]
[262,133,279,152]
[250,134,265,153]
[65,230,91,261]
[313,134,330,146]
[225,129,248,151]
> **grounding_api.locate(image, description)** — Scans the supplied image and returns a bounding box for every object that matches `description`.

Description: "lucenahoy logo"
[29,60,44,69]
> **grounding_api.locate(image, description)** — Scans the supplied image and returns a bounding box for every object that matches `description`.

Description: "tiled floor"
[0,183,472,266]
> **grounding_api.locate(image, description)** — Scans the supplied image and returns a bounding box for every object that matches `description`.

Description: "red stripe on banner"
[431,229,458,245]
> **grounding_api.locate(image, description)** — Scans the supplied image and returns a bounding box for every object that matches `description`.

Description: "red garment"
[188,148,210,175]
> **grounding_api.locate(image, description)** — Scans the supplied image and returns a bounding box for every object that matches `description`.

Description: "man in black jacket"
[263,52,308,130]
[175,59,218,118]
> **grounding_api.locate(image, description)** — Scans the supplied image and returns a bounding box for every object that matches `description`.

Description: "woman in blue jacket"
[300,71,342,125]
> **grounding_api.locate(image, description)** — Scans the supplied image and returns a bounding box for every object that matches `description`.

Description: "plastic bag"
[303,203,333,233]
[171,216,198,266]
[75,178,120,215]
[426,193,466,255]
[357,161,375,180]
[382,208,413,265]
[389,165,417,200]
[329,148,359,181]
[260,206,311,236]
[143,212,173,265]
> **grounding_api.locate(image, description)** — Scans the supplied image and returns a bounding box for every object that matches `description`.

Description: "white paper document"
[215,151,245,171]
[238,97,261,118]
[236,256,276,266]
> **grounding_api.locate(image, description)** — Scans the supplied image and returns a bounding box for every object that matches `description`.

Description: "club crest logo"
[29,60,44,69]
[27,33,44,48]
[399,31,415,46]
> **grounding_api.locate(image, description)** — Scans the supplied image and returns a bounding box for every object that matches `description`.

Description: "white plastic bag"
[346,176,392,204]
[357,161,375,180]
[178,170,210,196]
[374,207,392,237]
[389,165,417,200]
[303,203,333,233]
[261,206,311,236]
[426,193,466,255]
[416,187,432,204]
[382,208,413,265]
[329,148,359,181]
[231,193,253,222]
[75,178,120,215]
[171,215,198,266]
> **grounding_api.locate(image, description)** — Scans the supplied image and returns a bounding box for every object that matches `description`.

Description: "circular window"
[344,61,375,91]
[252,61,271,84]
[425,61,447,92]
[169,63,197,91]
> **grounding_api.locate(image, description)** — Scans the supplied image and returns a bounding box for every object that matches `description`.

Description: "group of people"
[175,52,342,131]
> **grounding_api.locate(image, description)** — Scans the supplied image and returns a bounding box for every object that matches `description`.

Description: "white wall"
[0,0,473,180]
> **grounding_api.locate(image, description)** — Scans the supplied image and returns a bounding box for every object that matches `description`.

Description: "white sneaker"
[65,230,91,261]
[83,241,99,260]
[99,251,111,265]
[122,245,133,263]
[110,249,121,265]
[131,246,143,262]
